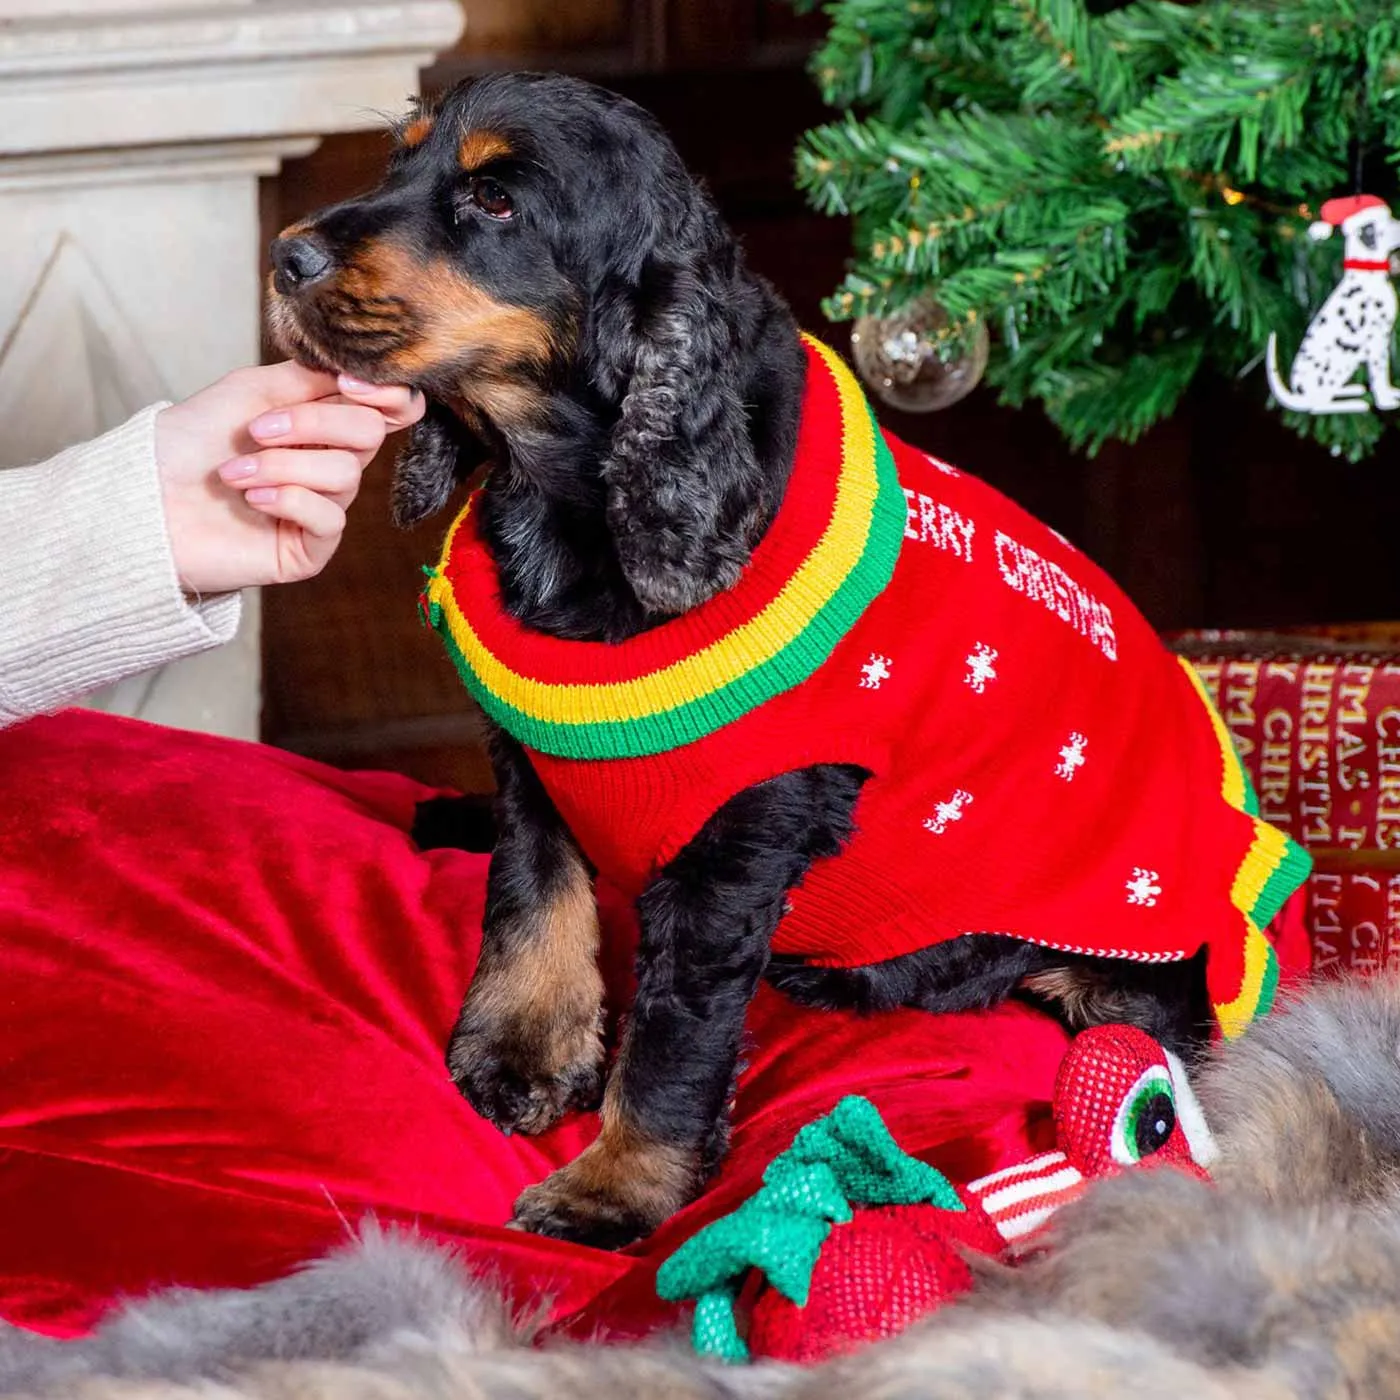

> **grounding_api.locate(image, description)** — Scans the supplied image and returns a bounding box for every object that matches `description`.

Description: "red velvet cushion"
[0,711,1073,1339]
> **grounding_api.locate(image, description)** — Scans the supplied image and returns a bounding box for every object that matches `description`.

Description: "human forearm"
[0,406,240,727]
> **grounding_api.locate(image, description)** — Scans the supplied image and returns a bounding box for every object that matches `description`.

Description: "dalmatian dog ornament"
[1265,194,1400,415]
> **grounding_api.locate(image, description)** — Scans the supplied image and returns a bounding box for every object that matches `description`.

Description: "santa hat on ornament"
[1310,193,1390,241]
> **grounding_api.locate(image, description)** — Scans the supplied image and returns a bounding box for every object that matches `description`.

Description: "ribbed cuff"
[0,404,242,727]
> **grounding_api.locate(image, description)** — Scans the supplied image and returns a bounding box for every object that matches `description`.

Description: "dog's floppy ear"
[594,205,766,616]
[390,402,480,529]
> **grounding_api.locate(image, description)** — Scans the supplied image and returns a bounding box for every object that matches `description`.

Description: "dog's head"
[1309,195,1400,259]
[268,73,788,616]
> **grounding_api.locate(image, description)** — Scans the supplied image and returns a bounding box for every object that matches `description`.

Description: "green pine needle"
[796,0,1400,458]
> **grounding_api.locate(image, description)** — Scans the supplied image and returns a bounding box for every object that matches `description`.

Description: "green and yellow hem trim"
[1179,656,1312,1038]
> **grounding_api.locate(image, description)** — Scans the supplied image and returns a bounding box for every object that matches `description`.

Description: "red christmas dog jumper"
[421,336,1311,1037]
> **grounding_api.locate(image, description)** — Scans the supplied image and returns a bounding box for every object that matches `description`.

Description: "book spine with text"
[1180,648,1400,851]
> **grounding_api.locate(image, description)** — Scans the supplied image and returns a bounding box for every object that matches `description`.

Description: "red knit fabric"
[445,343,868,698]
[482,348,1304,1020]
[746,1201,1003,1364]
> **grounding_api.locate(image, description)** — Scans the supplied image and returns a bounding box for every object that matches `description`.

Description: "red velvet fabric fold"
[0,711,1083,1336]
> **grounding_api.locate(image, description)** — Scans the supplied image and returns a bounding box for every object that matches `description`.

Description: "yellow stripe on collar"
[421,336,898,751]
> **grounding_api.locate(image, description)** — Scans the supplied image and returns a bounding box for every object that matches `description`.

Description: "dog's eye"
[469,176,514,220]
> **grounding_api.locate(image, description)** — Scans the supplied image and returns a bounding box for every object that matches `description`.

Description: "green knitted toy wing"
[655,1095,963,1362]
[775,1094,962,1206]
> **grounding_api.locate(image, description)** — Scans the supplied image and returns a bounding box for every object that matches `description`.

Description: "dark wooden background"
[259,0,1400,793]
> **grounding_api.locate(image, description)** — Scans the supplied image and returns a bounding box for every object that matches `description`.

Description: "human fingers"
[247,399,388,457]
[243,484,347,544]
[336,376,426,429]
[234,360,342,407]
[218,448,364,507]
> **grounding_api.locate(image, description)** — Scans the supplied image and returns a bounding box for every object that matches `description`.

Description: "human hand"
[154,362,424,594]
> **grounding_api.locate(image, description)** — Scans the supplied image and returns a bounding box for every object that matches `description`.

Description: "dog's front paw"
[447,1005,604,1137]
[508,1138,698,1249]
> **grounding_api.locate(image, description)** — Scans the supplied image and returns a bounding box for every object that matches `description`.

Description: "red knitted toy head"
[1053,1023,1213,1180]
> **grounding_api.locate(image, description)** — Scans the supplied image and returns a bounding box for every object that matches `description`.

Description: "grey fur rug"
[7,975,1400,1400]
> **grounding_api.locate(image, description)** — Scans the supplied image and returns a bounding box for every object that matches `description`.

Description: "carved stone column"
[0,0,464,738]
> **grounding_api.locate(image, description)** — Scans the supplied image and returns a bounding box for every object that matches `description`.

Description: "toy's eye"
[468,176,513,220]
[1110,1066,1176,1166]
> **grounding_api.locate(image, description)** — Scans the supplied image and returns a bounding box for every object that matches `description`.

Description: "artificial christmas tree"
[796,0,1400,460]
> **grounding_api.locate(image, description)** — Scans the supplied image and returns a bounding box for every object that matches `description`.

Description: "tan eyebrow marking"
[401,114,435,148]
[459,129,513,170]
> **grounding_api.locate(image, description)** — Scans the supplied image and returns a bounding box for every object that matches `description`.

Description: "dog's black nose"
[271,235,333,292]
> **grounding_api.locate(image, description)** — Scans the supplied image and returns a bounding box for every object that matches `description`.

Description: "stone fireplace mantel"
[0,0,464,738]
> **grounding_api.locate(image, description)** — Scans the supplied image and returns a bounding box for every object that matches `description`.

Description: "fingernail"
[250,411,291,439]
[218,456,258,481]
[245,486,278,505]
[338,374,375,393]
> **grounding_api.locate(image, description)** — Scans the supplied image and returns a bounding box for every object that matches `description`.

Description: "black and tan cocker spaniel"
[266,73,1303,1250]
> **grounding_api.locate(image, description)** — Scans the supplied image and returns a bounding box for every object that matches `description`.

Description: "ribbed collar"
[420,335,906,760]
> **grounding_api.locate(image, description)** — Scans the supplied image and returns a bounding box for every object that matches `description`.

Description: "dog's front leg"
[510,764,867,1248]
[445,727,605,1136]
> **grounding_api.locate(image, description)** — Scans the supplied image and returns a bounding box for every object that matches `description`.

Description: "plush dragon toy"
[657,1024,1217,1364]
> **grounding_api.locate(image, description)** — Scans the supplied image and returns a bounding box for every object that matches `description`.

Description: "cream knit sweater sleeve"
[0,405,242,727]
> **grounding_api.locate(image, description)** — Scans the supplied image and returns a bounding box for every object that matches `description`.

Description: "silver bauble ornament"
[850,299,990,412]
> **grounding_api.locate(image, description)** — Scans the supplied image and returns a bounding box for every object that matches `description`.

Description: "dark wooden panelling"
[662,0,824,69]
[260,130,475,766]
[427,0,649,79]
[422,0,821,81]
[257,438,471,730]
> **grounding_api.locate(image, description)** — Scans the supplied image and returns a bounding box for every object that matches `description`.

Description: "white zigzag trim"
[963,933,1190,963]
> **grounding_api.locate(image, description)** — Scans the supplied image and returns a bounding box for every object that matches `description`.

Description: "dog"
[1265,193,1400,415]
[265,72,1309,1250]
